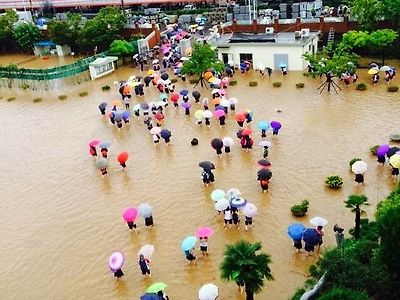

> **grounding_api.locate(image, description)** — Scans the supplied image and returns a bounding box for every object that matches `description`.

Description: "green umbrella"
[146,282,167,293]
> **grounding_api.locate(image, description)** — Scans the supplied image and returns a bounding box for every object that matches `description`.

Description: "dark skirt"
[200,246,208,252]
[304,243,314,252]
[114,269,124,278]
[377,155,385,163]
[224,146,231,153]
[392,168,399,175]
[355,174,364,183]
[186,253,196,261]
[293,239,302,250]
[145,216,153,226]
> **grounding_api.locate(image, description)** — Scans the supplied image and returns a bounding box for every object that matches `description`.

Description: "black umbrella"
[257,168,272,180]
[387,147,400,158]
[160,129,171,139]
[257,159,271,167]
[211,138,223,150]
[368,62,379,69]
[236,129,243,139]
[144,76,152,84]
[99,102,107,110]
[199,161,215,170]
[192,91,200,100]
[161,73,169,80]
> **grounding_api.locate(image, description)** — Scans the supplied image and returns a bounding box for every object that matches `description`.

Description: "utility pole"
[120,0,125,16]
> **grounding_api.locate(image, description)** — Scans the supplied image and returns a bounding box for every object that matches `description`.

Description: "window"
[239,53,253,62]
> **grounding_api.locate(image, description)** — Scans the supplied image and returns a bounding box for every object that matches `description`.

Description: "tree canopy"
[0,10,18,43]
[13,22,42,52]
[48,13,82,49]
[108,39,137,57]
[182,42,224,77]
[349,0,383,31]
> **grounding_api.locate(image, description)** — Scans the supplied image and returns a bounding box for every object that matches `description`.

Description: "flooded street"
[0,63,399,300]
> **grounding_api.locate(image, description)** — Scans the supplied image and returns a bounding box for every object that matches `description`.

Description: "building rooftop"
[209,31,319,47]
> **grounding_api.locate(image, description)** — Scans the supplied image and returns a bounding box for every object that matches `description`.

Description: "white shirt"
[199,239,208,247]
[224,210,232,220]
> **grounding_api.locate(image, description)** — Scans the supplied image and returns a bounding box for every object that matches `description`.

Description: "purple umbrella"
[182,102,191,109]
[140,103,149,110]
[122,111,130,120]
[211,138,223,150]
[270,121,282,129]
[387,147,400,158]
[302,228,320,246]
[99,102,107,110]
[215,105,224,111]
[377,144,390,156]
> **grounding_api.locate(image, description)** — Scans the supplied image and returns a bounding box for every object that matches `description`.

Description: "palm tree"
[344,195,369,239]
[220,240,274,300]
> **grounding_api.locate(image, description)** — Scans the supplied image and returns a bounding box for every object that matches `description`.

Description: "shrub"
[325,175,344,189]
[170,78,178,83]
[349,158,362,169]
[290,199,310,217]
[21,83,29,90]
[317,287,369,300]
[387,86,399,93]
[272,82,282,87]
[249,81,258,87]
[58,95,67,100]
[102,85,110,91]
[33,97,42,103]
[229,80,238,86]
[369,145,379,156]
[296,82,305,88]
[79,91,88,97]
[302,72,310,77]
[189,78,198,84]
[356,83,367,91]
[7,96,16,102]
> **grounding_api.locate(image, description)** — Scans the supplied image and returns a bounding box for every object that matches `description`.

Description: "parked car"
[183,5,196,10]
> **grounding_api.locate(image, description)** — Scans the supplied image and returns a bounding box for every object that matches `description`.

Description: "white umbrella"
[152,59,159,64]
[229,97,237,104]
[258,140,272,147]
[220,98,230,107]
[380,65,391,72]
[180,57,190,61]
[137,244,155,259]
[215,198,230,211]
[222,137,234,147]
[226,188,241,199]
[241,202,258,217]
[150,127,161,135]
[310,217,328,227]
[351,160,367,174]
[211,89,220,95]
[257,64,266,71]
[199,283,218,300]
[203,110,213,119]
[138,203,153,218]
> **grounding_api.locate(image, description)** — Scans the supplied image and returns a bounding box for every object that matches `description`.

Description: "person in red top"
[259,179,269,193]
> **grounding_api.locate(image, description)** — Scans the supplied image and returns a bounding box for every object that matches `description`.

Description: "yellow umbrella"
[368,68,379,75]
[390,154,400,168]
[128,81,138,87]
[207,76,216,83]
[128,75,136,81]
[147,69,155,75]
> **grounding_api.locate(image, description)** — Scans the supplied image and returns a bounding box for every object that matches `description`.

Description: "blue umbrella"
[122,111,130,120]
[140,293,160,300]
[160,129,171,139]
[181,236,197,252]
[257,121,270,131]
[215,105,224,111]
[99,141,111,149]
[180,89,189,96]
[287,223,305,240]
[99,102,107,110]
[240,63,247,70]
[230,197,247,208]
[279,62,287,68]
[302,228,320,246]
[159,93,168,100]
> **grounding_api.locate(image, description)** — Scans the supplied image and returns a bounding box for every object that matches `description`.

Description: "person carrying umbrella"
[160,129,172,145]
[138,254,151,277]
[108,112,115,125]
[257,169,272,193]
[202,169,215,187]
[98,102,107,116]
[109,251,125,279]
[288,223,305,253]
[199,237,209,255]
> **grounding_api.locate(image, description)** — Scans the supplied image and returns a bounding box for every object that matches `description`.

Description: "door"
[274,54,289,70]
[222,53,234,65]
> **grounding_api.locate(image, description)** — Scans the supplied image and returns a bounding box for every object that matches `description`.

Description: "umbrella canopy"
[211,88,220,95]
[230,197,247,208]
[117,152,129,163]
[161,73,169,80]
[122,207,137,222]
[150,127,161,135]
[222,137,234,147]
[96,159,107,170]
[380,65,391,72]
[160,129,171,139]
[99,102,107,110]
[199,161,215,170]
[170,93,180,102]
[99,141,111,149]
[351,160,367,174]
[220,98,230,107]
[214,110,225,118]
[310,217,328,227]
[122,111,130,120]
[302,228,321,246]
[368,68,379,75]
[235,113,246,122]
[257,159,271,168]
[212,98,221,105]
[368,62,379,69]
[215,105,224,111]
[140,103,150,110]
[181,236,197,251]
[257,168,272,180]
[236,129,243,139]
[88,139,100,147]
[387,147,400,158]
[226,188,241,199]
[203,110,213,119]
[257,64,266,71]
[270,121,282,129]
[377,144,390,156]
[154,112,164,121]
[258,140,272,147]
[199,283,219,300]
[109,251,124,271]
[241,128,252,136]
[140,293,160,300]
[133,104,141,112]
[146,282,167,293]
[389,154,400,168]
[180,89,189,96]
[138,203,153,218]
[211,189,225,202]
[215,198,230,211]
[192,91,201,98]
[211,138,223,150]
[182,102,191,109]
[241,202,257,217]
[146,69,155,75]
[287,223,305,240]
[195,110,204,120]
[195,227,214,238]
[138,244,155,259]
[257,121,270,131]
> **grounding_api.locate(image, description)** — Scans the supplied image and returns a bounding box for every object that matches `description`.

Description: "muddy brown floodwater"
[0,60,399,300]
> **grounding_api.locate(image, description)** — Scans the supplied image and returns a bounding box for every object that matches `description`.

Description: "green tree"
[368,29,399,65]
[381,0,400,29]
[220,240,274,300]
[0,10,18,43]
[47,13,82,50]
[349,0,383,31]
[317,287,369,300]
[13,22,42,53]
[108,39,137,63]
[181,42,224,87]
[345,195,369,240]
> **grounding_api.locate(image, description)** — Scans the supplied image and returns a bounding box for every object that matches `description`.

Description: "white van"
[183,5,196,10]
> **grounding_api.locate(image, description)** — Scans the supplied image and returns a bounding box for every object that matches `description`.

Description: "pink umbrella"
[218,89,226,96]
[88,139,100,147]
[195,227,214,238]
[175,35,183,41]
[108,251,125,271]
[180,31,189,37]
[122,207,138,222]
[214,110,225,118]
[221,77,229,84]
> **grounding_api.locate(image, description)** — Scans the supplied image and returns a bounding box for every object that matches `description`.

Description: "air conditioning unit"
[295,31,302,38]
[301,28,310,37]
[265,27,274,34]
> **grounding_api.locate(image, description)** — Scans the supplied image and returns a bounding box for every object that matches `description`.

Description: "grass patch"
[79,91,89,97]
[356,83,367,90]
[33,97,42,103]
[387,86,399,93]
[7,96,16,102]
[296,82,305,88]
[249,81,258,87]
[189,78,198,84]
[58,95,67,100]
[272,82,282,88]
[101,85,111,91]
[229,80,238,86]
[170,78,178,83]
[21,83,30,90]
[369,145,379,156]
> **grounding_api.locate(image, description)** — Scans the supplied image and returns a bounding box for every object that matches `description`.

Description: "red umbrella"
[88,139,100,147]
[117,152,129,163]
[235,113,246,122]
[241,128,252,136]
[154,112,164,121]
[170,93,179,103]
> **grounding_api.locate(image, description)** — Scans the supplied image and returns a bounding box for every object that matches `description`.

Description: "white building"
[89,56,118,80]
[209,29,319,71]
